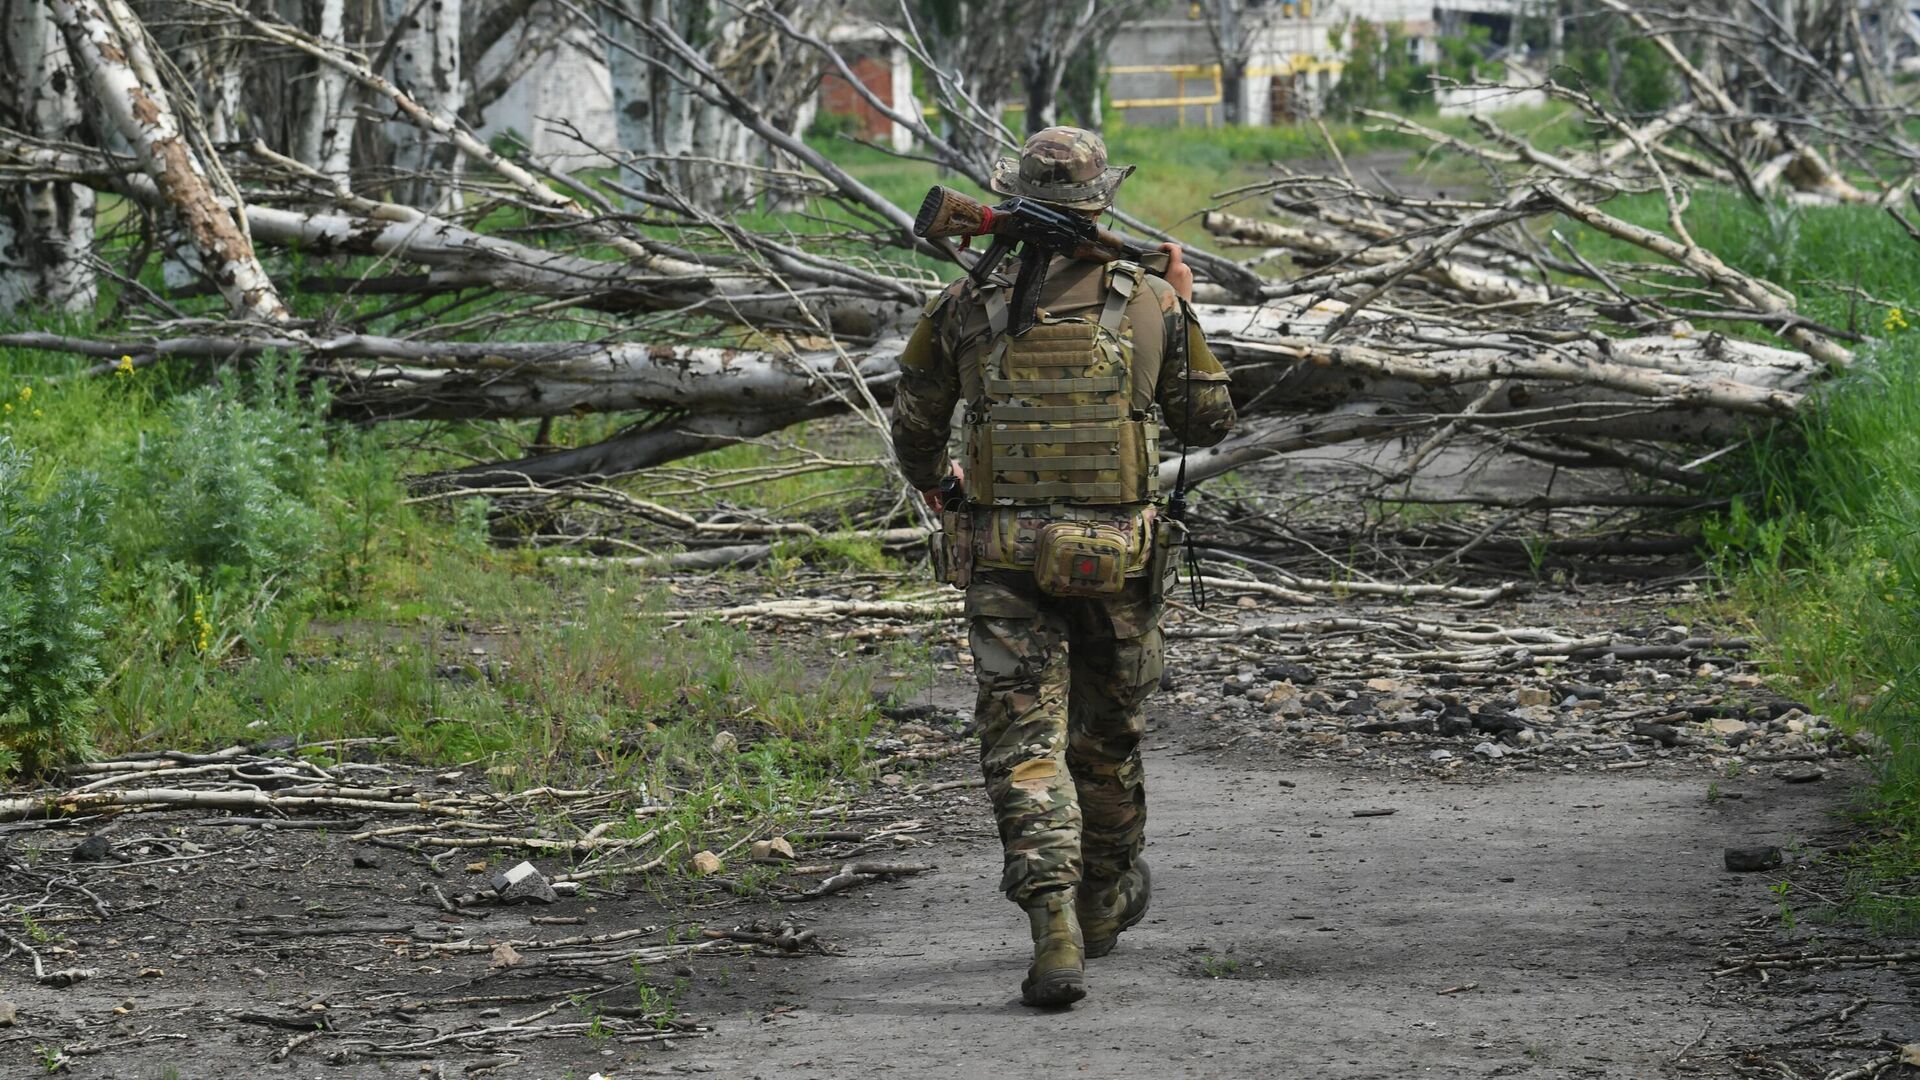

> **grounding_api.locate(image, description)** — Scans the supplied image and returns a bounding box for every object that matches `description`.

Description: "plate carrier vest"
[962,262,1159,508]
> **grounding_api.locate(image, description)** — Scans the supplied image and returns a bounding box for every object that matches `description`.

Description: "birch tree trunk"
[183,24,247,143]
[654,1,750,206]
[604,1,833,208]
[47,0,288,322]
[294,0,352,181]
[602,0,661,180]
[384,0,464,209]
[0,0,96,313]
[1021,5,1071,134]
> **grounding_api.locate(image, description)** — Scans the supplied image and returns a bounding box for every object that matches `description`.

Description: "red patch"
[1078,557,1096,576]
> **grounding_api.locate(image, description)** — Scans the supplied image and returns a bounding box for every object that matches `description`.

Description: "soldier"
[890,126,1237,1007]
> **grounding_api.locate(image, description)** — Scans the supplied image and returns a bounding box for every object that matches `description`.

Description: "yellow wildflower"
[115,354,135,377]
[18,385,30,402]
[1883,307,1908,333]
[31,409,42,419]
[192,596,214,653]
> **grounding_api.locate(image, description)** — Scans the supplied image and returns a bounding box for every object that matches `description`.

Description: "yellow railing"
[1103,58,1346,125]
[1105,63,1223,126]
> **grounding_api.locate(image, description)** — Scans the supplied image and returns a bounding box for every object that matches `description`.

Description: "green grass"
[0,333,907,859]
[1557,191,1920,927]
[814,105,1591,249]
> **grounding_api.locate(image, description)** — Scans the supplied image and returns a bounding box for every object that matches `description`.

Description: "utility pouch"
[1145,514,1185,606]
[1033,521,1129,598]
[940,508,974,590]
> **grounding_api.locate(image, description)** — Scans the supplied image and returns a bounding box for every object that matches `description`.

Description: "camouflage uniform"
[891,130,1236,916]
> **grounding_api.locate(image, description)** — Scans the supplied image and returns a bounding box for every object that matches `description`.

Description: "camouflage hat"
[990,126,1135,211]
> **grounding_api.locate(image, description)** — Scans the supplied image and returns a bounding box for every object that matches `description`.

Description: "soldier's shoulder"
[1136,271,1181,312]
[923,276,979,318]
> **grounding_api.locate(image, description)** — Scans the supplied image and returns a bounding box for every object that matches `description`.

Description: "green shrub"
[1327,20,1486,115]
[806,109,863,142]
[0,437,109,774]
[124,362,326,588]
[1564,38,1677,115]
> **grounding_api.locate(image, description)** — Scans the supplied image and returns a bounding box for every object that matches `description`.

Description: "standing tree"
[48,0,290,322]
[1205,0,1250,126]
[1018,0,1160,134]
[294,0,354,180]
[385,0,466,208]
[599,0,840,208]
[0,0,96,313]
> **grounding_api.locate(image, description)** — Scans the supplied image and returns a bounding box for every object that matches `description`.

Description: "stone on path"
[1724,846,1783,872]
[751,838,796,862]
[490,861,559,905]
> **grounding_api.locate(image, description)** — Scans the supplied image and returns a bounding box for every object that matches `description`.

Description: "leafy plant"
[1769,879,1797,930]
[0,437,108,774]
[1199,954,1240,978]
[122,360,326,589]
[1327,20,1487,114]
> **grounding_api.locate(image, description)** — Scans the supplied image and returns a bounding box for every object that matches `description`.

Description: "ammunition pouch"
[939,506,974,590]
[1145,512,1183,606]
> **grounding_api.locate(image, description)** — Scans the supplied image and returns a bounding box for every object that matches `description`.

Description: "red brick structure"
[819,53,897,140]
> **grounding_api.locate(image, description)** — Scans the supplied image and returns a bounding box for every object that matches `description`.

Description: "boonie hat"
[989,126,1135,210]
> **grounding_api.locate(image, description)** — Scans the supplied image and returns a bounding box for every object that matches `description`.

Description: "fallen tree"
[0,0,1900,520]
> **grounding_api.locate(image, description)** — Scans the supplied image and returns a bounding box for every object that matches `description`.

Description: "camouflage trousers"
[967,569,1163,906]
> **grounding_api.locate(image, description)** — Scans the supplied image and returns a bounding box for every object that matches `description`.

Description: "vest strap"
[983,286,1010,339]
[991,452,1126,471]
[1100,264,1141,335]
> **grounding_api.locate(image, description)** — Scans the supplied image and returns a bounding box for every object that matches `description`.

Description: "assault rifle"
[912,185,1164,336]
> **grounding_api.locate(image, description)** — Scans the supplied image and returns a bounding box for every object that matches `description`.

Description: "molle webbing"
[984,375,1124,395]
[988,403,1128,423]
[964,263,1158,509]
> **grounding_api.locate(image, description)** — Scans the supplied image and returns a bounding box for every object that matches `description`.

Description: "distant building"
[816,24,916,154]
[1103,0,1536,126]
[474,5,1544,167]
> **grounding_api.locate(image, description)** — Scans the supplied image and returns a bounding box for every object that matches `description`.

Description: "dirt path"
[684,717,1849,1079]
[3,573,1909,1079]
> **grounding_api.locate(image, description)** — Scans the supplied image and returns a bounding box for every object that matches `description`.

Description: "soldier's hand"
[923,463,964,511]
[1159,243,1193,302]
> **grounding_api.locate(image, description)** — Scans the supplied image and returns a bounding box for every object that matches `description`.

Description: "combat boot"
[1078,857,1151,959]
[1019,888,1086,1007]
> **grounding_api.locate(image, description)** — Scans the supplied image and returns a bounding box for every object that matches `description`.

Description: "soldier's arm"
[1147,278,1236,448]
[890,289,963,491]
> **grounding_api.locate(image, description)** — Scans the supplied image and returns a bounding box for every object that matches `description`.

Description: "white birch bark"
[6,144,912,335]
[603,0,663,181]
[1203,211,1548,307]
[604,1,831,208]
[384,0,464,209]
[200,38,245,143]
[47,0,288,322]
[294,0,352,181]
[0,0,96,312]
